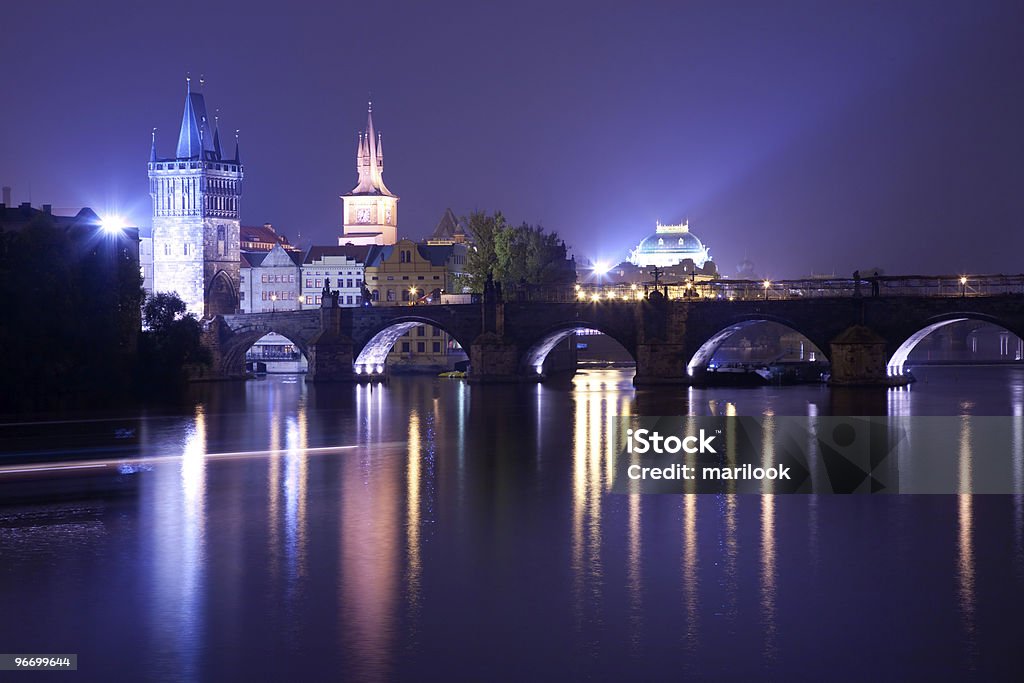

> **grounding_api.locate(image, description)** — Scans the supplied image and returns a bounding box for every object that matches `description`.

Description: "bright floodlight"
[593,261,610,276]
[763,280,771,289]
[100,215,126,234]
[959,276,968,285]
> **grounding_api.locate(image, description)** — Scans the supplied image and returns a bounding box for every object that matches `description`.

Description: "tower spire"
[150,127,157,162]
[233,129,241,164]
[176,75,201,159]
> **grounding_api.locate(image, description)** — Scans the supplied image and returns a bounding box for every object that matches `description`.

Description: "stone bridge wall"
[202,294,1024,385]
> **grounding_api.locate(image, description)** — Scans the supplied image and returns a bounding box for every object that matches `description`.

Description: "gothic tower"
[149,77,243,318]
[339,102,399,246]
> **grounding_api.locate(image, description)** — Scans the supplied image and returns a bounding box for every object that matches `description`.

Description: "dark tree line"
[0,215,206,412]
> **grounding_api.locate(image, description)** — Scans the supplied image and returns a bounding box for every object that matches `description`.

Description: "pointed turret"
[213,110,223,159]
[150,128,157,162]
[233,130,241,164]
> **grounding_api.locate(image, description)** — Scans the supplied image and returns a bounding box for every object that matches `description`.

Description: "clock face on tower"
[356,208,371,224]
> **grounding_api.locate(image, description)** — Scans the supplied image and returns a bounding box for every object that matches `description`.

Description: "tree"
[461,211,575,292]
[137,291,210,393]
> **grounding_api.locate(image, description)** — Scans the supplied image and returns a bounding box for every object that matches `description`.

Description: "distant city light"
[593,261,610,276]
[577,290,587,300]
[590,293,601,302]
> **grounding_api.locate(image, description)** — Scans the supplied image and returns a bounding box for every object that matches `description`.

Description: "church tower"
[339,102,399,246]
[149,77,243,318]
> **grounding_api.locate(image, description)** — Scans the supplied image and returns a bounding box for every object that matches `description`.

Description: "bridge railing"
[502,275,1024,303]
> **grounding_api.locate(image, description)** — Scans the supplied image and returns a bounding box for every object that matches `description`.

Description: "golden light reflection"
[681,494,698,651]
[957,416,976,660]
[760,493,777,662]
[407,410,422,612]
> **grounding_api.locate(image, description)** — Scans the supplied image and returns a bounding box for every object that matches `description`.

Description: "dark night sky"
[1,0,1021,278]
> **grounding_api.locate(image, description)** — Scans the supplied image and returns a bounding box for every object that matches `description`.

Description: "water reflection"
[957,417,976,666]
[150,405,207,681]
[406,411,422,613]
[339,411,399,682]
[681,494,698,651]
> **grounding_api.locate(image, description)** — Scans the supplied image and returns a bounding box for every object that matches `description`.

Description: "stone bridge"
[199,292,1024,385]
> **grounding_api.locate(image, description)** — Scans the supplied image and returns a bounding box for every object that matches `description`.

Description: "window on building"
[240,292,245,300]
[372,290,379,301]
[417,342,425,353]
[163,243,171,256]
[433,275,440,280]
[347,279,353,288]
[417,327,425,337]
[346,296,353,305]
[433,327,440,336]
[432,342,441,353]
[402,290,410,302]
[356,279,362,287]
[315,295,321,305]
[386,289,395,302]
[401,342,410,353]
[217,225,226,257]
[305,278,312,287]
[315,279,322,287]
[305,296,313,305]
[337,278,343,288]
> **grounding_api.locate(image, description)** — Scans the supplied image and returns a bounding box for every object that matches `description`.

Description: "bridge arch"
[886,312,1024,376]
[354,315,474,374]
[686,315,829,377]
[221,325,312,376]
[520,321,636,378]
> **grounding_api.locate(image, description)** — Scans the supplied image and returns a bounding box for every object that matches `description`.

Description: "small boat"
[438,370,467,379]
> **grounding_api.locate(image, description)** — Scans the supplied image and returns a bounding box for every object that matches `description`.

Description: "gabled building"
[338,102,399,246]
[301,244,370,308]
[363,238,468,305]
[426,208,468,245]
[239,243,303,313]
[148,77,243,318]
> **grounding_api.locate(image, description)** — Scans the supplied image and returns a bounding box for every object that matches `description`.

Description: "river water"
[1,366,1023,681]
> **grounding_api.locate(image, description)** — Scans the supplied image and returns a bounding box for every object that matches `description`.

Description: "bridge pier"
[307,300,356,382]
[633,342,689,385]
[829,325,905,386]
[468,333,521,383]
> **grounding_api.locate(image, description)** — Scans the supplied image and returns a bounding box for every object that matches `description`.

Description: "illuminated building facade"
[149,78,243,318]
[339,103,399,246]
[628,220,710,269]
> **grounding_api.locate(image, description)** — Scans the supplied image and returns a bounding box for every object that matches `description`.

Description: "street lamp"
[763,280,771,300]
[960,275,967,297]
[270,293,277,312]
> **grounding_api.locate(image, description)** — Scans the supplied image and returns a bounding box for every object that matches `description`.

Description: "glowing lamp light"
[630,283,637,291]
[375,364,384,374]
[100,215,126,234]
[763,280,771,289]
[593,261,610,276]
[590,293,601,303]
[606,291,616,299]
[959,276,968,285]
[355,365,364,375]
[577,290,587,300]
[535,365,543,375]
[575,284,582,292]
